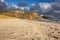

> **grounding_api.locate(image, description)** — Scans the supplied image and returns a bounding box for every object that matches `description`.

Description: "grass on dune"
[0,15,16,19]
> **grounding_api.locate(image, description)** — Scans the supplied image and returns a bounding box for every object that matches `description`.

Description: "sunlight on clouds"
[39,3,52,9]
[20,7,24,10]
[5,2,8,5]
[13,5,18,8]
[32,3,35,6]
[11,3,19,9]
[0,0,4,2]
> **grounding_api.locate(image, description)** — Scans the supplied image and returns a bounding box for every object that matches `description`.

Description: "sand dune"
[0,19,60,40]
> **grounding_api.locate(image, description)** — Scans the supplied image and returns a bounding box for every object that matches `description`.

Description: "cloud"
[31,3,35,6]
[53,11,60,13]
[20,7,24,11]
[0,0,5,2]
[54,0,60,3]
[8,4,20,11]
[40,2,60,19]
[0,1,28,11]
[0,0,8,11]
[29,3,53,13]
[22,7,30,12]
[51,3,60,10]
[39,3,52,10]
[30,2,60,13]
[39,3,53,13]
[8,4,25,11]
[12,4,19,9]
[17,2,28,7]
[30,3,40,12]
[29,2,60,19]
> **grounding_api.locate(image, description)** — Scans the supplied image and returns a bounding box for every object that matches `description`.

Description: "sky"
[0,0,60,19]
[6,0,55,6]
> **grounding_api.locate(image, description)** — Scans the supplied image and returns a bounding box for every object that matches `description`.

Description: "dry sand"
[0,19,60,40]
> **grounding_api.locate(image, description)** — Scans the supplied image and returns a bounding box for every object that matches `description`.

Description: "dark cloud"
[30,5,40,12]
[29,3,52,13]
[44,3,60,19]
[29,2,60,19]
[54,0,60,3]
[51,3,60,10]
[0,0,8,11]
[17,2,28,7]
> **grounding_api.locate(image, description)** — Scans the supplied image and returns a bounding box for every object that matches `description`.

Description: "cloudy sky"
[0,0,60,19]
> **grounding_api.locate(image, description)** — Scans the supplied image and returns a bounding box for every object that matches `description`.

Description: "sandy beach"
[0,19,60,40]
